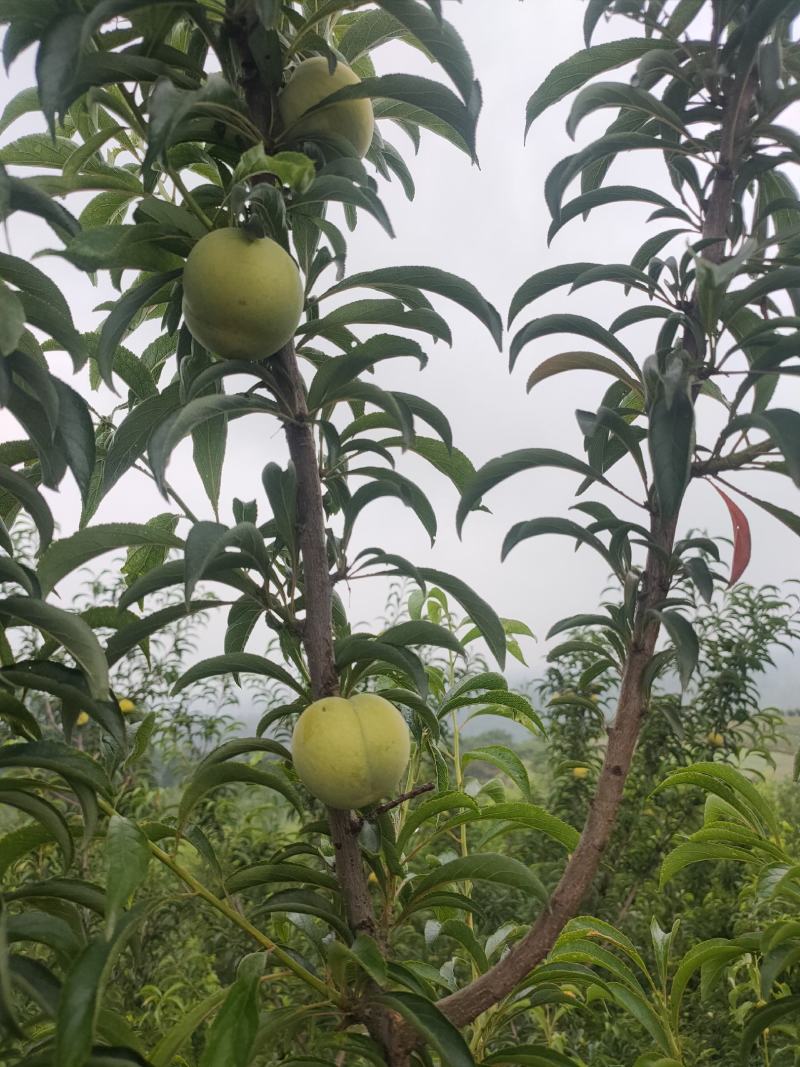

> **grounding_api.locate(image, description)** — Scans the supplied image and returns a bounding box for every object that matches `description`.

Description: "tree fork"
[434,52,754,1034]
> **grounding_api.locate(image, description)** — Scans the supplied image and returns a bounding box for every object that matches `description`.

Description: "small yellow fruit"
[76,711,90,727]
[291,694,410,810]
[278,56,374,158]
[706,731,724,747]
[572,766,589,779]
[119,698,136,714]
[182,228,304,361]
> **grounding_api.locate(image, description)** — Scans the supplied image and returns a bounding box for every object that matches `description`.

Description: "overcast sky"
[1,1,798,707]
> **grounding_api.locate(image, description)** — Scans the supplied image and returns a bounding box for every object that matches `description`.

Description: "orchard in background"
[0,2,799,1066]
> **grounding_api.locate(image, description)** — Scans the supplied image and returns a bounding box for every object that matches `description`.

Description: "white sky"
[1,1,798,706]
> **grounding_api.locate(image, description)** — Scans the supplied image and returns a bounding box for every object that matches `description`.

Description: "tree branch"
[227,5,391,1047]
[693,440,775,475]
[436,511,677,1027]
[434,32,754,1034]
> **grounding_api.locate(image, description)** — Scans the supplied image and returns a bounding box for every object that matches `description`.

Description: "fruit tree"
[1,2,799,1066]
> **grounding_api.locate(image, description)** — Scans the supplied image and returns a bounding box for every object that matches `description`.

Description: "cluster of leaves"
[1,0,800,1065]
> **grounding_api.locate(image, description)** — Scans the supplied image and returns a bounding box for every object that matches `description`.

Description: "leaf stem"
[167,167,214,231]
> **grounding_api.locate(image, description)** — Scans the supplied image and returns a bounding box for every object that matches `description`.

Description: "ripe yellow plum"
[291,694,410,810]
[279,57,374,158]
[182,228,304,360]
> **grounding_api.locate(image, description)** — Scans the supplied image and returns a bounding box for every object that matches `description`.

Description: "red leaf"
[713,484,752,585]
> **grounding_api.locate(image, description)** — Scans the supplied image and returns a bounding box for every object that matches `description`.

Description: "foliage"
[0,1,799,1066]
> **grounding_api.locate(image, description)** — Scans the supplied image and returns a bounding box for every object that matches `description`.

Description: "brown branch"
[227,0,379,955]
[692,440,775,476]
[225,7,414,1060]
[436,512,677,1028]
[434,35,755,1035]
[349,783,436,834]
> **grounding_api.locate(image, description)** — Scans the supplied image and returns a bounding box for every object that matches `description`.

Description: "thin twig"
[349,783,435,834]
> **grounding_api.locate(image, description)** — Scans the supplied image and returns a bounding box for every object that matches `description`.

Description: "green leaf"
[49,378,95,503]
[227,860,336,893]
[0,689,41,740]
[172,653,305,697]
[740,996,800,1061]
[396,791,478,855]
[374,1,478,105]
[193,410,227,517]
[0,740,111,796]
[306,334,426,411]
[0,785,73,870]
[0,86,39,136]
[35,11,83,135]
[723,409,800,487]
[377,991,476,1067]
[380,436,477,494]
[299,298,451,345]
[96,270,181,389]
[345,468,437,545]
[56,223,185,274]
[38,523,183,594]
[149,989,229,1067]
[0,598,110,700]
[417,568,506,668]
[548,185,681,243]
[149,394,278,493]
[97,384,177,501]
[179,763,302,824]
[198,976,259,1067]
[649,610,698,690]
[410,852,546,901]
[56,912,143,1067]
[184,521,271,604]
[607,983,675,1056]
[501,516,617,572]
[105,599,217,667]
[105,815,150,936]
[510,313,638,374]
[0,463,53,550]
[462,745,531,799]
[0,170,81,241]
[566,81,686,140]
[525,38,674,132]
[655,762,779,838]
[457,449,604,534]
[293,173,394,237]
[322,265,502,348]
[6,908,83,959]
[0,250,73,328]
[440,801,579,852]
[483,1046,581,1067]
[648,389,694,521]
[301,73,480,161]
[526,351,640,395]
[336,636,428,697]
[381,619,463,655]
[0,284,25,355]
[509,262,598,325]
